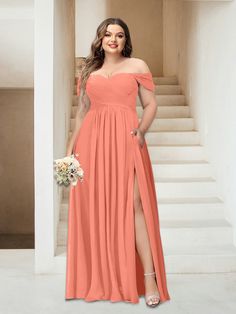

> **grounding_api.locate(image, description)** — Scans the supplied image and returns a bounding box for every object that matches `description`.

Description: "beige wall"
[0,89,34,234]
[163,0,181,76]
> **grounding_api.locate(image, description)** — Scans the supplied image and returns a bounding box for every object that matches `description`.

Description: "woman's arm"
[66,91,90,156]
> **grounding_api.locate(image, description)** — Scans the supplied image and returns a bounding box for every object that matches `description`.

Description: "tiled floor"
[1,250,236,314]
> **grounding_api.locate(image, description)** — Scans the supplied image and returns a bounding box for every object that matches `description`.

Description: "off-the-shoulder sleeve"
[134,72,155,91]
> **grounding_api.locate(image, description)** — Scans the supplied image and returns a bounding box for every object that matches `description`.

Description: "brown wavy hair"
[78,17,133,97]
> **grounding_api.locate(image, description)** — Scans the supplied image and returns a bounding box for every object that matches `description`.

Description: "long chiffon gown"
[65,71,171,304]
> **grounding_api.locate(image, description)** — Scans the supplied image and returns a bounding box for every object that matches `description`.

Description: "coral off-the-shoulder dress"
[65,71,171,304]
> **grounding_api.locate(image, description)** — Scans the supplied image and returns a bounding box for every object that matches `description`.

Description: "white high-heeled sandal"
[144,271,160,307]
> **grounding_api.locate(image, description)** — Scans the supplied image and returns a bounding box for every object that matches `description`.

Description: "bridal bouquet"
[53,153,84,187]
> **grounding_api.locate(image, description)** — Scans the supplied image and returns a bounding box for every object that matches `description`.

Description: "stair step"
[157,176,214,182]
[159,196,223,204]
[164,243,236,273]
[155,159,209,164]
[161,219,231,228]
[165,243,236,255]
[161,219,233,247]
[145,119,194,131]
[156,179,217,198]
[152,160,212,178]
[153,76,178,85]
[154,85,182,95]
[145,131,199,145]
[137,94,186,106]
[137,105,190,118]
[148,145,205,161]
[159,197,224,220]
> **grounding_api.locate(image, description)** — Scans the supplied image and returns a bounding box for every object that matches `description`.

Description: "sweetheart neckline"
[89,72,152,80]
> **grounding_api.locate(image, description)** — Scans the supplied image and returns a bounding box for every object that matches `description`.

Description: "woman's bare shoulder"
[127,57,151,73]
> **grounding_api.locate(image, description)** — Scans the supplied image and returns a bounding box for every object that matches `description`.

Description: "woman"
[65,17,171,307]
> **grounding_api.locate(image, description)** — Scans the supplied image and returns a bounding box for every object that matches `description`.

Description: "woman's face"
[101,24,126,55]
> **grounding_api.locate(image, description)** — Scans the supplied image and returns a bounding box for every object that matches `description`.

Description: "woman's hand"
[130,127,145,148]
[66,149,74,157]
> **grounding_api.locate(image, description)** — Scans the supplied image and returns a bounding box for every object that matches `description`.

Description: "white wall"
[34,0,54,271]
[34,0,75,272]
[0,0,34,87]
[177,0,236,243]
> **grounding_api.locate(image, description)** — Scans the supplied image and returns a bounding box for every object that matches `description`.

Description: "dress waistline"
[90,102,136,113]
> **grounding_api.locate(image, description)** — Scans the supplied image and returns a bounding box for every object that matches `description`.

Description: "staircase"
[55,64,236,273]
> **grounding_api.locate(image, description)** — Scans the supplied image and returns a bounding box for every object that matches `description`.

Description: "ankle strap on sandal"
[144,271,156,276]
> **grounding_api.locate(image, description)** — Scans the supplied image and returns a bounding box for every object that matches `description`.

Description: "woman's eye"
[105,34,124,38]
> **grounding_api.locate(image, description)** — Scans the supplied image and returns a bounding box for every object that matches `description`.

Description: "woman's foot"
[144,271,160,307]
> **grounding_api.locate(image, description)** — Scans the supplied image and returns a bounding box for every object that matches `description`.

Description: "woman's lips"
[109,44,118,48]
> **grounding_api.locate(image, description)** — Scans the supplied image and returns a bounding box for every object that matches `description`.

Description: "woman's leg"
[133,169,159,299]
